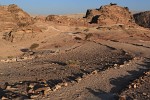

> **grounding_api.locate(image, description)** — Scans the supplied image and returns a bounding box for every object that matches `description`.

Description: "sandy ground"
[0,20,150,100]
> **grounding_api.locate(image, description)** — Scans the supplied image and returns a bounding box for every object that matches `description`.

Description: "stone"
[6,85,18,91]
[55,84,61,90]
[34,87,51,94]
[28,88,34,94]
[0,82,8,89]
[28,83,35,89]
[63,82,68,87]
[120,65,124,68]
[1,96,9,100]
[75,77,82,82]
[133,84,137,89]
[128,85,132,89]
[91,70,98,74]
[119,95,126,100]
[44,87,51,96]
[114,64,118,67]
[11,58,17,62]
[30,94,40,99]
[142,93,147,96]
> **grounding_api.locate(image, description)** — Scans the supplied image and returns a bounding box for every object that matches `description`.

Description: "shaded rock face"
[85,4,135,25]
[133,11,150,28]
[0,4,33,32]
[45,15,86,26]
[85,9,100,21]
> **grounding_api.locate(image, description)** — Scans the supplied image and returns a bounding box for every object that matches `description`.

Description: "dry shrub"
[29,43,39,51]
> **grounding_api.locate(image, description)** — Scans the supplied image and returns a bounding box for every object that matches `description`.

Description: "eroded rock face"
[133,11,150,28]
[85,4,135,25]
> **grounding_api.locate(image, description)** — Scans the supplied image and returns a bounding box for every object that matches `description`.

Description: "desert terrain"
[0,3,150,100]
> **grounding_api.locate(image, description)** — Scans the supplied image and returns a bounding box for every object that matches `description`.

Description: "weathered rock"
[75,77,82,82]
[34,87,51,94]
[91,70,98,74]
[119,95,126,100]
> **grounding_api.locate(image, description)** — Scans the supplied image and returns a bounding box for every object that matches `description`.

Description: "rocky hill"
[85,3,135,25]
[0,4,33,32]
[0,4,42,42]
[133,11,150,28]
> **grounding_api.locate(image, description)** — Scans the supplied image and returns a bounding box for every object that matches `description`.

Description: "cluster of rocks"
[120,71,150,100]
[0,53,133,99]
[0,80,68,99]
[0,69,97,99]
[0,56,35,63]
[2,25,42,42]
[85,3,135,26]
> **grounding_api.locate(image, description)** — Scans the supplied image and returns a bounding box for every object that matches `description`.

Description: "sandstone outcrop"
[85,4,135,25]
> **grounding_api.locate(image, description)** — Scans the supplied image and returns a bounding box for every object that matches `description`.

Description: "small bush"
[29,43,39,51]
[85,33,93,40]
[74,37,82,40]
[66,60,80,66]
[84,28,89,32]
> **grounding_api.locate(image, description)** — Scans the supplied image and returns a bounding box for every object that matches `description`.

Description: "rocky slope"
[134,11,150,28]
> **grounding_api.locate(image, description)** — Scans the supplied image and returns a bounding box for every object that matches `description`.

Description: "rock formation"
[0,4,42,42]
[85,4,135,25]
[45,15,86,26]
[133,11,150,28]
[0,4,33,32]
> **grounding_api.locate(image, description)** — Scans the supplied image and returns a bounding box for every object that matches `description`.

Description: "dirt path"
[44,41,150,100]
[45,58,149,100]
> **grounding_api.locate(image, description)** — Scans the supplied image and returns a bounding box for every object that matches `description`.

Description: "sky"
[0,0,150,15]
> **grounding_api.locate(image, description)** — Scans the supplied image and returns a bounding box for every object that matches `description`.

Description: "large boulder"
[133,11,150,28]
[85,4,135,25]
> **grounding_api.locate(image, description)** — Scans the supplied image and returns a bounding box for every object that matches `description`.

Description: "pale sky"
[0,0,150,15]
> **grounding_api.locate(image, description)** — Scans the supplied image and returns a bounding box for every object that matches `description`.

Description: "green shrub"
[29,43,39,51]
[66,60,80,66]
[85,33,93,40]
